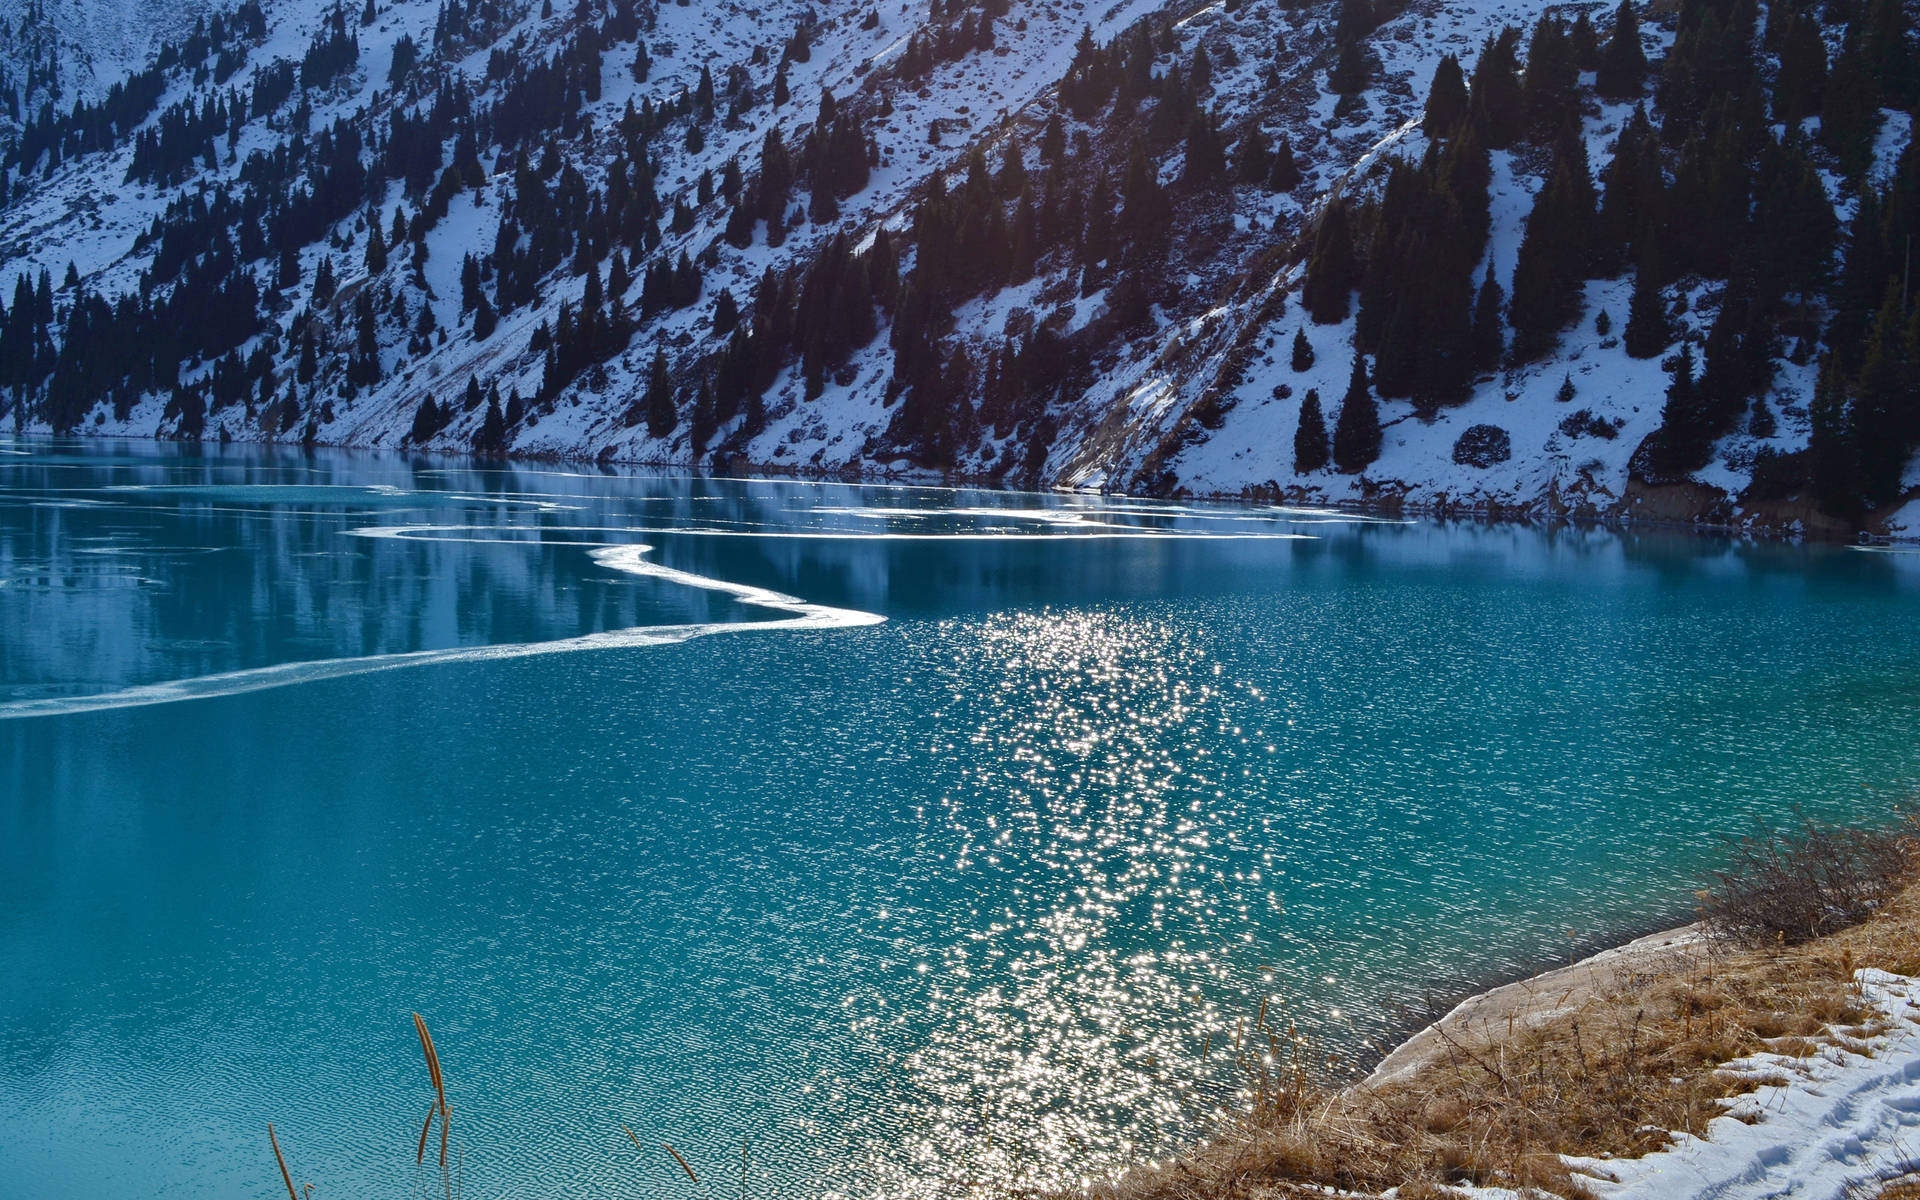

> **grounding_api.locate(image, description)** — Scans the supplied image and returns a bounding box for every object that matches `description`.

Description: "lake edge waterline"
[20,431,1856,547]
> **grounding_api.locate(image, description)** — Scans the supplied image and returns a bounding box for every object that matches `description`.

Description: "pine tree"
[1506,136,1596,361]
[365,222,387,274]
[644,346,675,438]
[476,393,506,453]
[1521,15,1580,139]
[1595,0,1646,100]
[1652,342,1709,475]
[1470,263,1504,369]
[689,377,716,452]
[1809,352,1861,518]
[1622,251,1668,358]
[408,394,441,443]
[1303,199,1355,324]
[1330,40,1369,95]
[1596,104,1659,268]
[1821,44,1881,176]
[1850,285,1916,504]
[696,65,716,118]
[1332,349,1382,472]
[1266,136,1301,191]
[1236,120,1270,184]
[1423,54,1468,136]
[1468,28,1525,148]
[1862,0,1916,106]
[1291,327,1315,371]
[1773,10,1828,126]
[1181,112,1227,187]
[1294,387,1330,472]
[1570,11,1600,70]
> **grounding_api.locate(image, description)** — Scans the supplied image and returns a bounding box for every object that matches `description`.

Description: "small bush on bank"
[1698,812,1916,946]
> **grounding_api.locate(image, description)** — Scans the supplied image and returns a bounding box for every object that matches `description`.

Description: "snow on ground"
[1569,969,1920,1200]
[1430,968,1920,1200]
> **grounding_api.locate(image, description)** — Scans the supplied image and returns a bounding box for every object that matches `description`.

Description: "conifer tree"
[998,138,1027,197]
[689,376,716,452]
[1237,121,1270,184]
[1521,15,1580,139]
[1332,349,1382,471]
[1596,105,1658,268]
[1809,352,1860,518]
[1507,136,1596,360]
[1651,342,1708,474]
[1266,136,1301,191]
[1595,0,1645,99]
[1622,250,1668,358]
[1181,112,1227,186]
[1294,387,1330,472]
[1291,327,1315,371]
[476,392,506,453]
[1423,54,1468,136]
[1330,40,1370,95]
[408,394,440,443]
[1303,199,1355,324]
[1470,263,1504,369]
[1570,11,1600,70]
[1850,286,1916,504]
[365,222,387,274]
[1773,10,1828,126]
[1862,0,1916,106]
[1468,28,1525,148]
[644,346,675,438]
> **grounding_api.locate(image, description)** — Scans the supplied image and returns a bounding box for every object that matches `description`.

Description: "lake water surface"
[4,438,1920,1200]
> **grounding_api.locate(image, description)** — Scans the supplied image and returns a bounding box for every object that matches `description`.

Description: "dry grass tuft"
[1086,816,1920,1200]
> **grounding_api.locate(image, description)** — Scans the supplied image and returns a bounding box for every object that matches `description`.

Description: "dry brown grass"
[1087,823,1920,1200]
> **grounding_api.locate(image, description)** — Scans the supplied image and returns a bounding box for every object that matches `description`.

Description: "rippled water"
[3,438,1920,1200]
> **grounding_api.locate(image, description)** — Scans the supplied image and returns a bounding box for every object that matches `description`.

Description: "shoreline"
[1359,921,1705,1090]
[12,431,1894,547]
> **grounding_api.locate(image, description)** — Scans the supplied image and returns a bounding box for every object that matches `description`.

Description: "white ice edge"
[352,522,1321,542]
[0,541,881,720]
[0,504,1326,718]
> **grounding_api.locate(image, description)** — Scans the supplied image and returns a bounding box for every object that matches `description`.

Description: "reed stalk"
[418,1102,436,1165]
[267,1123,298,1200]
[413,1012,451,1169]
[665,1142,700,1184]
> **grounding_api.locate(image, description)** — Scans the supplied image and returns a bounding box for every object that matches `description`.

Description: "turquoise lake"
[4,437,1920,1199]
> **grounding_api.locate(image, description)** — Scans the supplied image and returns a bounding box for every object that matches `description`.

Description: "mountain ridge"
[1,0,1915,536]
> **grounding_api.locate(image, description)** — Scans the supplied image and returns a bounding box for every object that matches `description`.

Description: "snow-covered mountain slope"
[2,0,1915,534]
[0,0,212,121]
